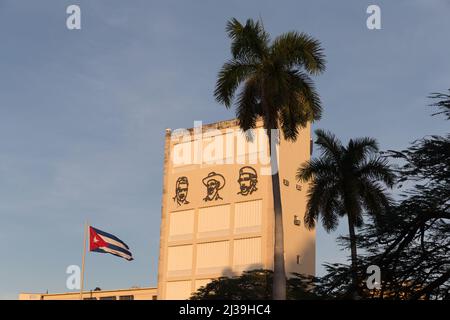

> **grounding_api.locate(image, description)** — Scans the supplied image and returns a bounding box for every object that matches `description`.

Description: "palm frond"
[214,59,256,107]
[226,18,269,61]
[357,157,396,187]
[320,195,341,232]
[342,193,363,228]
[305,177,340,231]
[280,105,300,141]
[296,158,338,183]
[346,137,379,165]
[289,70,323,122]
[277,71,322,140]
[358,179,393,220]
[236,76,261,133]
[271,31,326,75]
[429,89,450,119]
[314,129,343,163]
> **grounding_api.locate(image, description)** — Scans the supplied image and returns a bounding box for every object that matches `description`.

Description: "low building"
[19,287,158,300]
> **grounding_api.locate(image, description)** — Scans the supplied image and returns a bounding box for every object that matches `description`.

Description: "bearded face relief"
[237,166,258,196]
[173,176,190,206]
[202,172,225,202]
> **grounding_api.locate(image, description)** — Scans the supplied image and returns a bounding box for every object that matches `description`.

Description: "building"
[157,118,315,299]
[19,287,158,300]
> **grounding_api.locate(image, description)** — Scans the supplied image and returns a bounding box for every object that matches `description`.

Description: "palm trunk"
[268,129,287,300]
[347,215,359,299]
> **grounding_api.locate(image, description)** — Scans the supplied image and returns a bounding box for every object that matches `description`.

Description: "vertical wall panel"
[233,237,262,270]
[198,205,230,237]
[166,281,192,300]
[167,245,193,276]
[194,279,212,292]
[196,241,229,274]
[234,200,262,234]
[169,209,194,241]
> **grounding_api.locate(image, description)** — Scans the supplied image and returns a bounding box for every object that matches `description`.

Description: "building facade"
[157,119,315,300]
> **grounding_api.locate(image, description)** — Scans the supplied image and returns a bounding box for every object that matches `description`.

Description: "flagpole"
[80,221,88,300]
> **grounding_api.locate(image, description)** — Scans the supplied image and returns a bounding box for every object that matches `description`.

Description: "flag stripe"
[107,243,132,257]
[91,227,130,250]
[101,246,133,261]
[92,244,132,259]
[98,234,129,251]
[92,247,133,261]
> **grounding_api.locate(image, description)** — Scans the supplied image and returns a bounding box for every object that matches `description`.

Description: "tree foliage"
[214,18,325,139]
[190,270,321,300]
[316,91,450,300]
[296,130,394,296]
[201,77,449,300]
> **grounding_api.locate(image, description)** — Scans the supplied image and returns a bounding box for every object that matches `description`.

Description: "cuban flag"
[89,226,133,261]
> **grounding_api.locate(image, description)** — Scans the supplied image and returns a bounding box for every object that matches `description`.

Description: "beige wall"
[157,119,314,300]
[278,125,315,276]
[19,287,158,300]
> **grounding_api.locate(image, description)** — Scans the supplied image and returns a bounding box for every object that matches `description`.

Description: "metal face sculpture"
[173,176,190,206]
[202,172,225,202]
[237,166,258,196]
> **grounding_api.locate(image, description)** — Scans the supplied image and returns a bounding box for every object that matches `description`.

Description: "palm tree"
[297,129,395,297]
[214,18,325,300]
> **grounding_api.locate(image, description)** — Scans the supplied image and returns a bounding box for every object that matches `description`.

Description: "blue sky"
[0,0,449,299]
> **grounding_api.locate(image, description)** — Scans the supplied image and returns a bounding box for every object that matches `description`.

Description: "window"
[152,295,157,300]
[83,297,97,300]
[119,295,134,300]
[99,296,116,300]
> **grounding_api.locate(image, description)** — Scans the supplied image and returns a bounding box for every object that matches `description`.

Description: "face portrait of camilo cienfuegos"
[237,166,258,196]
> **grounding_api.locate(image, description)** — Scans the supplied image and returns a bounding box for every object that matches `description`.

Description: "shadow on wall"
[218,264,265,279]
[285,234,316,277]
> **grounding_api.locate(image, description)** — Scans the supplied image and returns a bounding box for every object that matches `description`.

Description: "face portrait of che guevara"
[173,176,189,206]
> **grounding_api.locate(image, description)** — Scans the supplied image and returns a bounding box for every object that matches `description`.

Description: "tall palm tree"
[215,18,325,300]
[297,129,395,297]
